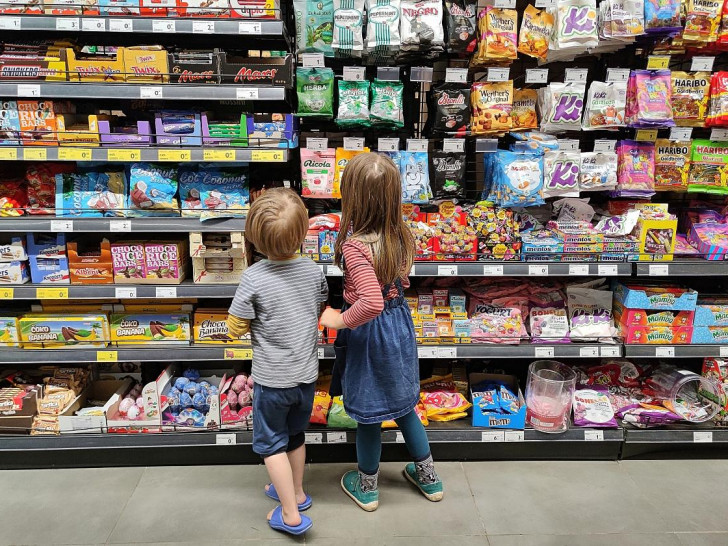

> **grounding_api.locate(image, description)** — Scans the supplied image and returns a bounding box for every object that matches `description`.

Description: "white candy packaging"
[566,286,616,342]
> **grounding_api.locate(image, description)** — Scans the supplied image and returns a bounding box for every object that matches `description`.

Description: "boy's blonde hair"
[245,187,308,261]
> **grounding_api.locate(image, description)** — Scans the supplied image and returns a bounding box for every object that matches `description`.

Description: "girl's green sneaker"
[403,463,444,502]
[341,470,379,512]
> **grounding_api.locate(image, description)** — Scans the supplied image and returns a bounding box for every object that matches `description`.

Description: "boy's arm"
[227,314,250,338]
[228,268,257,336]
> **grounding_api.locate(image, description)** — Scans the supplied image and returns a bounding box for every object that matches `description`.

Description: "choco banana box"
[193,309,250,344]
[110,313,191,346]
[0,316,19,347]
[18,314,110,349]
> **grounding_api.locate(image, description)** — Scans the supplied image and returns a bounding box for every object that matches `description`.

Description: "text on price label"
[0,149,17,160]
[606,68,630,82]
[445,67,468,83]
[525,68,548,83]
[17,84,40,97]
[482,264,504,276]
[656,346,675,358]
[50,220,73,232]
[152,20,176,32]
[37,287,68,299]
[193,21,215,33]
[224,348,253,360]
[115,287,137,299]
[565,68,588,82]
[140,87,164,99]
[56,18,79,31]
[343,66,366,81]
[535,347,554,358]
[216,433,236,445]
[600,346,620,357]
[0,17,20,30]
[529,264,548,276]
[487,67,509,82]
[307,137,328,150]
[24,148,47,161]
[109,219,132,232]
[251,150,284,162]
[504,431,524,442]
[579,347,599,358]
[407,139,428,152]
[395,431,405,443]
[482,430,505,442]
[343,137,364,151]
[569,265,589,276]
[204,149,236,161]
[0,288,14,299]
[107,149,141,162]
[158,149,191,162]
[693,431,713,443]
[691,56,714,72]
[58,148,92,161]
[82,18,105,31]
[305,432,323,444]
[593,139,617,152]
[239,21,262,34]
[584,430,604,441]
[598,264,618,276]
[327,431,346,443]
[236,88,259,100]
[437,265,457,276]
[649,264,669,276]
[96,351,118,362]
[109,19,133,32]
[442,138,465,153]
[378,138,399,151]
[156,287,177,298]
[647,55,670,69]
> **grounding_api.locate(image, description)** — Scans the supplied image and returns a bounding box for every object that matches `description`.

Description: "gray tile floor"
[0,460,726,545]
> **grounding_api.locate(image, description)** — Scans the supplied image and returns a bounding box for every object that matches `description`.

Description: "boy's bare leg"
[287,443,307,505]
[264,452,301,526]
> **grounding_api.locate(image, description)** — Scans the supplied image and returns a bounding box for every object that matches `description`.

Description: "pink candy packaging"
[627,69,674,127]
[572,387,618,427]
[469,302,528,344]
[300,148,336,198]
[614,140,656,198]
[530,306,570,343]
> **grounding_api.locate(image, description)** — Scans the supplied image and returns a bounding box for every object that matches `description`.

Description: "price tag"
[301,53,325,68]
[24,148,46,160]
[481,430,505,442]
[192,20,215,33]
[152,20,176,33]
[593,139,617,152]
[377,66,400,81]
[109,219,132,232]
[693,431,713,443]
[395,431,405,443]
[525,68,548,84]
[56,18,79,31]
[569,264,589,276]
[417,346,438,359]
[157,149,191,162]
[647,55,670,69]
[378,138,399,152]
[251,150,285,162]
[407,139,428,152]
[710,128,728,141]
[239,21,262,34]
[0,16,20,30]
[140,86,164,99]
[306,137,328,150]
[494,0,515,7]
[36,287,68,299]
[535,347,554,358]
[108,19,133,32]
[236,87,259,100]
[584,430,604,441]
[534,0,556,7]
[487,67,510,82]
[565,68,588,83]
[669,127,692,141]
[215,433,236,445]
[720,347,728,357]
[17,84,40,97]
[445,67,468,83]
[224,348,253,360]
[655,346,675,358]
[598,264,618,276]
[115,287,137,299]
[437,265,457,276]
[649,264,669,276]
[635,129,658,142]
[326,431,347,444]
[156,287,177,298]
[410,66,433,82]
[203,149,236,161]
[475,139,498,153]
[529,264,549,276]
[436,347,456,359]
[0,149,17,160]
[50,220,73,232]
[558,139,579,151]
[606,68,630,82]
[58,148,92,161]
[482,264,504,276]
[305,432,323,444]
[442,139,465,153]
[317,347,325,359]
[579,347,599,358]
[410,265,417,276]
[327,265,343,276]
[107,149,141,162]
[343,137,364,151]
[600,346,620,358]
[504,431,524,442]
[343,66,366,81]
[96,351,118,362]
[691,56,714,72]
[82,18,105,31]
[0,287,13,299]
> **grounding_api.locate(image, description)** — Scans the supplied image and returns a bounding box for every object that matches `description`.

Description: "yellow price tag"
[224,348,253,360]
[107,149,141,162]
[36,287,69,299]
[58,148,93,161]
[97,350,118,362]
[0,148,17,160]
[251,150,285,162]
[0,287,14,299]
[204,149,236,161]
[158,149,192,162]
[635,129,658,142]
[24,148,47,161]
[647,55,670,69]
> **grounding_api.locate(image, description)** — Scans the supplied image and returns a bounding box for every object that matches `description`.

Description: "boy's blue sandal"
[268,505,313,536]
[264,483,313,511]
[403,463,444,502]
[341,470,379,512]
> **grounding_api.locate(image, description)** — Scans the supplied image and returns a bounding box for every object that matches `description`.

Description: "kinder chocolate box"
[193,309,250,344]
[0,235,26,261]
[110,313,191,346]
[18,314,110,348]
[0,261,29,284]
[614,301,694,327]
[613,282,698,311]
[618,323,693,344]
[111,242,146,283]
[28,256,70,284]
[692,326,728,344]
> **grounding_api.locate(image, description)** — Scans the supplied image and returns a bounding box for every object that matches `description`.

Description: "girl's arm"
[339,241,385,329]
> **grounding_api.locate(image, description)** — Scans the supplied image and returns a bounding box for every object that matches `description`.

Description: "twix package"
[471,81,513,135]
[518,4,553,60]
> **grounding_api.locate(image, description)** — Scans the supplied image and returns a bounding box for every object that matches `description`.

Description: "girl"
[320,153,444,512]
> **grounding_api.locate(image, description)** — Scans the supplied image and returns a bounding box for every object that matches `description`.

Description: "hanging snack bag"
[333,0,365,51]
[654,139,691,191]
[484,7,518,62]
[671,71,710,127]
[337,79,371,127]
[335,147,370,198]
[683,0,722,44]
[431,83,470,137]
[608,0,644,37]
[301,148,336,198]
[512,88,539,131]
[370,79,404,128]
[518,4,553,60]
[581,80,627,130]
[445,0,477,54]
[631,69,674,127]
[430,152,466,200]
[400,151,432,204]
[472,8,489,65]
[543,150,581,199]
[400,0,445,51]
[365,0,401,48]
[294,0,334,55]
[128,163,179,217]
[296,67,335,119]
[707,72,728,127]
[55,171,127,218]
[556,0,598,49]
[644,0,681,33]
[539,83,586,133]
[471,81,514,135]
[615,140,656,197]
[687,139,728,194]
[566,286,616,342]
[579,151,618,191]
[494,150,545,208]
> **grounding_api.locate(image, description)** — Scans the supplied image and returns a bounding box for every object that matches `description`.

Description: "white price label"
[317,347,325,359]
[535,347,554,358]
[720,347,728,357]
[655,346,675,358]
[437,265,457,276]
[109,219,132,232]
[343,66,366,81]
[558,139,580,151]
[436,347,456,359]
[569,264,589,276]
[109,19,133,32]
[152,20,176,33]
[193,20,215,33]
[378,138,399,152]
[670,127,692,141]
[306,137,328,150]
[525,68,548,84]
[711,128,728,141]
[343,137,364,151]
[305,432,323,444]
[156,287,177,299]
[140,87,164,99]
[445,67,468,83]
[327,265,343,276]
[600,346,620,357]
[56,18,79,31]
[584,430,604,441]
[215,433,236,445]
[239,21,262,34]
[407,139,428,152]
[326,431,347,444]
[410,265,417,276]
[565,68,588,83]
[482,265,504,276]
[0,17,20,30]
[504,431,524,442]
[598,264,618,276]
[691,56,714,72]
[487,67,510,82]
[17,84,40,98]
[529,265,549,276]
[417,346,438,359]
[82,18,105,31]
[693,431,713,443]
[50,220,73,232]
[301,53,325,68]
[593,139,617,152]
[395,431,405,443]
[606,68,630,82]
[442,138,465,153]
[494,0,515,7]
[649,264,669,276]
[534,0,556,7]
[481,430,505,442]
[579,347,599,358]
[236,88,259,100]
[115,287,137,299]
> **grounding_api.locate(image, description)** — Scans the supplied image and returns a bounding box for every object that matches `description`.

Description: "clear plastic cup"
[648,368,722,423]
[526,360,577,433]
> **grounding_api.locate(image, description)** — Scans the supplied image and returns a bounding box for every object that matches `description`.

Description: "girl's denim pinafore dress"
[331,268,420,425]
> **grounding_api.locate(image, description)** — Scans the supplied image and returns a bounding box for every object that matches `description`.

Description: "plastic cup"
[526,360,577,433]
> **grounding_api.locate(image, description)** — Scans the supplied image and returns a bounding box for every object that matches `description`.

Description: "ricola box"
[111,242,146,283]
[144,242,187,284]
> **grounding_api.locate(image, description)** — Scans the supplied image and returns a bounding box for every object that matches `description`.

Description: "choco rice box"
[111,242,146,283]
[144,241,187,284]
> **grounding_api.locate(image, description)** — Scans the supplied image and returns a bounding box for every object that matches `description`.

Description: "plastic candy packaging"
[335,147,369,199]
[327,396,358,428]
[296,67,335,118]
[556,0,598,49]
[300,148,336,198]
[445,0,477,54]
[671,71,710,127]
[572,388,618,427]
[419,375,472,421]
[179,165,249,220]
[128,163,179,217]
[337,79,370,127]
[365,0,401,49]
[484,7,518,62]
[491,150,545,208]
[654,139,690,191]
[430,83,470,137]
[470,302,528,344]
[0,178,25,216]
[539,83,586,133]
[687,139,728,194]
[530,306,570,343]
[26,164,73,215]
[582,81,627,130]
[332,0,365,51]
[370,79,404,128]
[400,0,444,52]
[430,152,466,200]
[517,4,553,60]
[579,151,618,191]
[606,0,644,36]
[683,0,722,44]
[400,151,432,204]
[644,0,680,33]
[55,171,127,217]
[566,286,616,342]
[627,69,674,127]
[512,89,538,131]
[543,150,581,199]
[294,0,334,54]
[615,140,655,198]
[553,197,595,223]
[471,81,513,135]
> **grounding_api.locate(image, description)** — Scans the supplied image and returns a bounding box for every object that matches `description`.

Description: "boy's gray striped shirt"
[229,258,328,388]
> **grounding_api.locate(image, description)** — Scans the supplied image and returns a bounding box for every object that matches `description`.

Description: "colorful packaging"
[566,287,615,342]
[111,242,146,282]
[654,139,691,191]
[430,83,470,137]
[471,81,513,135]
[573,388,618,427]
[370,79,404,128]
[332,0,365,50]
[628,69,674,127]
[365,0,400,48]
[512,88,538,131]
[579,151,618,191]
[530,306,570,343]
[296,67,334,118]
[400,0,444,51]
[55,171,127,218]
[336,80,370,127]
[400,151,432,204]
[0,100,19,145]
[18,314,110,349]
[26,163,73,215]
[300,148,336,198]
[294,0,334,54]
[110,313,191,346]
[484,7,518,61]
[18,100,58,146]
[445,0,477,54]
[543,151,581,199]
[0,177,26,217]
[556,0,598,49]
[615,140,655,198]
[310,375,332,424]
[607,0,644,36]
[334,147,370,199]
[128,163,179,218]
[687,139,728,194]
[430,152,466,200]
[671,71,710,127]
[144,242,186,282]
[707,72,728,127]
[517,4,553,60]
[634,203,677,261]
[644,0,681,32]
[539,83,586,133]
[683,0,722,43]
[0,317,19,347]
[179,165,249,220]
[582,80,627,130]
[491,150,544,208]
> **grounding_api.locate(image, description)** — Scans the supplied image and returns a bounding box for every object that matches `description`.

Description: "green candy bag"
[336,80,371,128]
[370,79,404,128]
[296,67,335,119]
[327,397,358,428]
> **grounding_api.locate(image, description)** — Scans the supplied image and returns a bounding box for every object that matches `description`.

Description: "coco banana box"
[19,314,109,349]
[0,316,19,347]
[110,313,191,346]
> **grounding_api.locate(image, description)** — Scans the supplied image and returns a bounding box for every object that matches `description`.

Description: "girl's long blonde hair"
[334,153,415,285]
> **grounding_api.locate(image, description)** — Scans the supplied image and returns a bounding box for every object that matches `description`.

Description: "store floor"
[1,460,726,545]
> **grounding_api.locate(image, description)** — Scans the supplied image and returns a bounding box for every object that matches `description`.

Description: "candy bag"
[566,286,616,342]
[539,83,586,133]
[644,0,681,33]
[327,396,357,428]
[687,139,728,194]
[400,0,444,51]
[615,140,655,197]
[332,0,365,51]
[0,178,26,216]
[654,139,690,191]
[572,388,618,427]
[493,150,545,208]
[445,0,477,54]
[671,71,710,127]
[471,81,513,135]
[708,72,728,127]
[337,79,370,127]
[470,302,528,344]
[300,148,336,198]
[296,67,335,118]
[579,151,618,191]
[683,0,722,43]
[179,165,249,220]
[419,374,472,421]
[365,0,401,48]
[556,0,598,49]
[430,151,466,200]
[629,69,674,127]
[484,7,518,61]
[310,375,332,425]
[512,88,538,131]
[543,150,581,199]
[26,163,74,215]
[518,4,553,60]
[294,0,334,54]
[530,306,570,343]
[581,80,627,130]
[335,147,370,198]
[382,401,429,428]
[430,83,470,137]
[553,197,595,222]
[55,171,127,218]
[128,163,179,217]
[370,79,404,128]
[608,0,644,36]
[400,151,432,204]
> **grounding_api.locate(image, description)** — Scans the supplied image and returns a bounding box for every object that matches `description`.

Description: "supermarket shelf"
[623,344,728,358]
[319,262,632,277]
[0,82,286,101]
[623,426,728,444]
[0,217,245,232]
[2,281,238,299]
[635,260,728,276]
[0,146,287,162]
[0,15,284,36]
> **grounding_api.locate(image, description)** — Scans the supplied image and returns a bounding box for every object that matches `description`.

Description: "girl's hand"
[320,308,346,331]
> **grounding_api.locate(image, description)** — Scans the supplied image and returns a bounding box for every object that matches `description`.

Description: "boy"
[227,188,328,536]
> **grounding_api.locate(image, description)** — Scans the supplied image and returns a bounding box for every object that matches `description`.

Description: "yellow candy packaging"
[518,5,553,60]
[333,147,370,199]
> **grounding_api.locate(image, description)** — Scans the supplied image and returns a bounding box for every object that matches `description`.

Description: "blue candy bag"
[179,164,249,221]
[400,151,432,204]
[128,163,179,217]
[55,171,127,217]
[495,150,545,208]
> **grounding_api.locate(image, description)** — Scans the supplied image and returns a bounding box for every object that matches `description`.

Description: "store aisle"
[0,460,726,546]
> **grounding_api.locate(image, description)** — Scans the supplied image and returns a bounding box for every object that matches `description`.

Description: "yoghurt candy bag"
[296,67,335,118]
[400,151,432,204]
[671,71,710,127]
[444,0,477,54]
[530,306,570,343]
[543,150,581,199]
[539,83,586,133]
[579,151,618,191]
[370,79,404,128]
[469,303,528,344]
[517,4,553,60]
[400,0,445,52]
[300,148,336,198]
[615,140,656,198]
[366,0,401,48]
[336,79,370,127]
[581,80,627,130]
[294,0,334,55]
[644,0,681,33]
[332,0,365,51]
[567,286,616,342]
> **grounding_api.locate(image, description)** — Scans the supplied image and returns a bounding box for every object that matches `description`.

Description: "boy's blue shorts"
[252,382,316,458]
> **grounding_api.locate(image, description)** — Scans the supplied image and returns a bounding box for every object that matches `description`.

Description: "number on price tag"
[598,264,618,276]
[326,431,347,444]
[445,67,468,83]
[343,66,366,81]
[417,346,437,359]
[97,351,118,362]
[17,84,40,97]
[158,149,191,162]
[109,219,132,232]
[317,347,325,359]
[251,150,284,162]
[656,346,675,358]
[107,149,141,162]
[36,287,68,299]
[442,139,465,153]
[50,220,73,232]
[236,88,259,100]
[525,68,548,84]
[535,347,554,358]
[647,55,670,69]
[579,347,599,358]
[0,287,14,299]
[109,19,133,32]
[56,18,79,31]
[504,431,524,442]
[437,265,457,276]
[481,431,505,442]
[378,138,399,152]
[0,149,17,160]
[152,20,176,33]
[649,264,669,276]
[0,17,20,30]
[156,287,177,298]
[58,148,92,161]
[305,432,323,444]
[691,56,714,72]
[600,346,620,357]
[301,53,324,68]
[565,68,588,83]
[670,127,692,141]
[693,431,713,443]
[487,67,509,82]
[407,139,428,152]
[193,20,215,33]
[710,128,728,141]
[224,348,253,360]
[569,264,589,276]
[239,21,262,34]
[436,347,456,358]
[204,149,236,161]
[557,139,579,152]
[216,433,236,445]
[529,264,549,276]
[636,129,658,142]
[306,137,328,150]
[24,148,46,160]
[606,68,630,82]
[482,265,504,276]
[140,87,163,99]
[343,137,364,151]
[584,430,604,441]
[593,140,617,152]
[115,287,137,299]
[82,18,105,31]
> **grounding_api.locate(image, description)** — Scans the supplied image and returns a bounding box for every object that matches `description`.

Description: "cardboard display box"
[470,373,526,429]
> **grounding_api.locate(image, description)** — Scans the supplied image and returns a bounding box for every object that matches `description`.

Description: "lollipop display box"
[469,373,526,430]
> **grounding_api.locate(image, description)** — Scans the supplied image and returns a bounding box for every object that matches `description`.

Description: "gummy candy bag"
[683,0,722,44]
[471,81,513,135]
[430,83,470,137]
[707,72,728,127]
[400,0,444,51]
[493,150,545,208]
[365,0,401,48]
[671,71,710,127]
[430,151,466,200]
[370,79,404,128]
[530,306,570,343]
[644,0,681,33]
[573,388,618,427]
[444,0,477,54]
[543,150,581,199]
[579,151,618,191]
[296,67,335,118]
[400,151,432,204]
[332,0,365,51]
[300,148,336,198]
[654,139,690,191]
[629,69,674,127]
[539,83,586,133]
[337,79,370,127]
[582,80,627,130]
[128,163,179,217]
[607,0,644,36]
[512,88,538,131]
[687,139,728,194]
[294,0,334,55]
[615,140,656,197]
[335,147,370,198]
[518,4,553,60]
